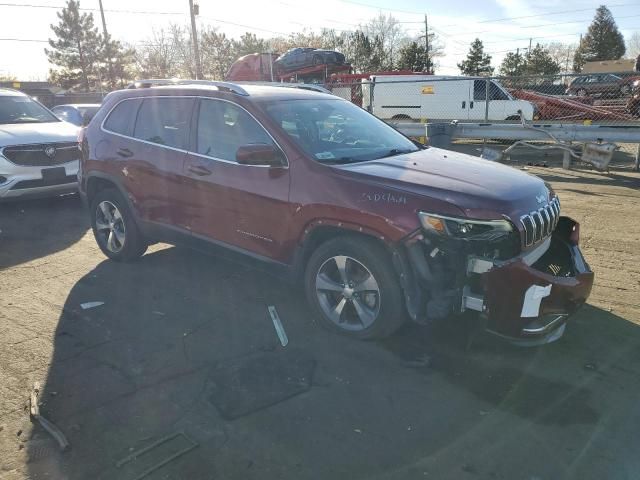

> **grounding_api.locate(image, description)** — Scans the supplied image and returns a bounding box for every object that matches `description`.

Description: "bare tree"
[628,32,640,59]
[545,42,577,73]
[363,13,407,69]
[133,24,194,79]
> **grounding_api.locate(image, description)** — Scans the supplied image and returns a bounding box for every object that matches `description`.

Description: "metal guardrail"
[424,122,640,143]
[390,121,640,170]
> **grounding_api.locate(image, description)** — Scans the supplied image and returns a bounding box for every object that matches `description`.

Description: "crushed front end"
[400,198,594,345]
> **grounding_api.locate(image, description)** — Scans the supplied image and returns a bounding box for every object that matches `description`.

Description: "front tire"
[90,188,147,262]
[576,88,587,97]
[304,236,406,339]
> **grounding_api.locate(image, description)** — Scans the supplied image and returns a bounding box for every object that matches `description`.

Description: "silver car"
[0,88,79,200]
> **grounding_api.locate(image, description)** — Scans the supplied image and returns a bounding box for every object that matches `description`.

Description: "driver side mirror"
[236,144,285,166]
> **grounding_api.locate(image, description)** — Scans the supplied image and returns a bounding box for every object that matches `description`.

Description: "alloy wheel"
[95,200,126,253]
[315,255,381,331]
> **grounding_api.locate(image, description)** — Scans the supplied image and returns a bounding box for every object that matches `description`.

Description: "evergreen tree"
[458,39,493,76]
[397,42,426,71]
[573,5,626,72]
[499,51,526,76]
[525,44,561,76]
[45,0,104,91]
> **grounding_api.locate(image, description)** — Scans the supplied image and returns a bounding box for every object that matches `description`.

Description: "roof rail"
[127,79,249,96]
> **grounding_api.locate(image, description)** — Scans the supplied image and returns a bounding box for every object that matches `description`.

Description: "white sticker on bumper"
[521,284,552,318]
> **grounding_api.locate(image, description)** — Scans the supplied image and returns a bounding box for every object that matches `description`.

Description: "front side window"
[197,99,274,162]
[263,99,419,164]
[0,96,59,124]
[473,80,509,101]
[133,97,194,149]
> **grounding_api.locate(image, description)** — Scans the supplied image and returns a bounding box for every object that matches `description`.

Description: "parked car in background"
[365,75,536,121]
[566,74,624,97]
[626,80,640,117]
[0,88,79,200]
[80,80,592,345]
[619,75,640,96]
[274,48,346,73]
[51,103,101,126]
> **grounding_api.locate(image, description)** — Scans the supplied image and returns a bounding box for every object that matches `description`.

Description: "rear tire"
[621,84,631,96]
[90,188,147,262]
[304,236,406,339]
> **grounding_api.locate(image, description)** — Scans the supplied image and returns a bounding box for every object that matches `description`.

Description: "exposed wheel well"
[86,177,118,204]
[505,115,520,121]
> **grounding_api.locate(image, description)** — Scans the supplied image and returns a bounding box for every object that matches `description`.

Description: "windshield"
[0,96,59,124]
[263,99,419,164]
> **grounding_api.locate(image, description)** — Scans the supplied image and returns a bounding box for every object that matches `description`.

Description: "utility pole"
[189,0,202,79]
[424,14,430,74]
[97,0,115,88]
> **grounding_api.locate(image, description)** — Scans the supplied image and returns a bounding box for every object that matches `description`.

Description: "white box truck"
[363,75,536,122]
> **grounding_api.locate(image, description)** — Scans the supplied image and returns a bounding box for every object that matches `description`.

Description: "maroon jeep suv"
[79,80,593,344]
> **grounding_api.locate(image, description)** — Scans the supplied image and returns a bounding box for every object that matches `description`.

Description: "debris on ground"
[115,431,198,480]
[80,301,105,310]
[29,382,69,452]
[584,363,598,371]
[268,305,288,347]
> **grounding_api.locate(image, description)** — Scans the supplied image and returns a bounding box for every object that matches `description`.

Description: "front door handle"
[187,165,212,176]
[117,148,133,158]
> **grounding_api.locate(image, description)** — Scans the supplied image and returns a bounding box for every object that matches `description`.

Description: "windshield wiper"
[321,157,367,165]
[376,148,416,159]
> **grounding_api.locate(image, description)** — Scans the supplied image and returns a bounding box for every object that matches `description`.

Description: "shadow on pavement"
[0,194,89,269]
[26,246,640,480]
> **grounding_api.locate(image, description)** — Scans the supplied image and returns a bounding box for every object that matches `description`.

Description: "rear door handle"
[116,148,133,158]
[462,101,466,108]
[187,165,212,176]
[470,101,474,109]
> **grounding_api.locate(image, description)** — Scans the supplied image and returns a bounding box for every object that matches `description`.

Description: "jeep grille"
[520,197,560,247]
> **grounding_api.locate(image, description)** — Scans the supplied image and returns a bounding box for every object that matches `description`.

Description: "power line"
[337,0,423,15]
[0,37,48,42]
[0,2,184,15]
[441,2,640,27]
[447,12,640,37]
[198,17,290,36]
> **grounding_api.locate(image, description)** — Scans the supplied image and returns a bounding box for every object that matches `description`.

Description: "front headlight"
[418,212,514,239]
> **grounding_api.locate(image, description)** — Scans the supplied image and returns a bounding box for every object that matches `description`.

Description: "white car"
[0,88,79,200]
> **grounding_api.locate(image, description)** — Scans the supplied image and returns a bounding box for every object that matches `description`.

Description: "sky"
[1,0,639,80]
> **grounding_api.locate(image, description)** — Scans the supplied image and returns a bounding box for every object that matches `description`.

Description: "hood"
[334,147,553,221]
[0,122,79,148]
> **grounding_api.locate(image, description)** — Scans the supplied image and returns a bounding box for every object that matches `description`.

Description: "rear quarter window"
[103,98,141,136]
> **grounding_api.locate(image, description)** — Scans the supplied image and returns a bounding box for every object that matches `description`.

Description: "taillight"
[569,222,580,245]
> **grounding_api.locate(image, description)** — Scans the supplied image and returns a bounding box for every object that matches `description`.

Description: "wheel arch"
[85,172,139,220]
[293,222,423,324]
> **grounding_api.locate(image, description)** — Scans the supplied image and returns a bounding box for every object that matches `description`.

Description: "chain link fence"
[326,72,640,163]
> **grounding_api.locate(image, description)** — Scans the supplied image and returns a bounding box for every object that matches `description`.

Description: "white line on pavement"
[268,305,288,347]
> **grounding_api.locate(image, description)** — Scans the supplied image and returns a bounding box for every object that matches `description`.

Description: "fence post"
[484,78,490,122]
[368,80,375,113]
[635,144,640,171]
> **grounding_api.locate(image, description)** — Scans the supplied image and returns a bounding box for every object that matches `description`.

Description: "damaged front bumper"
[397,216,593,346]
[463,216,593,344]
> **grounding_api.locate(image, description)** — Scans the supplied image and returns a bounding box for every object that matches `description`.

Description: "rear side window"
[133,97,194,149]
[196,99,274,162]
[103,99,141,135]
